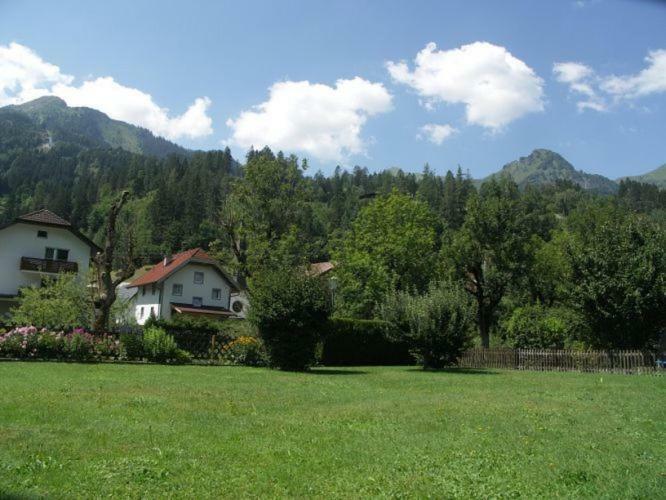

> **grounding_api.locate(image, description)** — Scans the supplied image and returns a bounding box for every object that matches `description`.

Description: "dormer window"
[194,271,204,284]
[37,230,48,239]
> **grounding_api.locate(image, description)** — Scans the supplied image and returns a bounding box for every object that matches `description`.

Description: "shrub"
[142,326,190,364]
[0,327,120,361]
[501,304,586,349]
[249,266,331,371]
[222,336,267,366]
[379,282,476,369]
[10,274,94,330]
[321,318,412,366]
[120,332,145,360]
[66,331,96,361]
[145,316,235,357]
[36,331,66,359]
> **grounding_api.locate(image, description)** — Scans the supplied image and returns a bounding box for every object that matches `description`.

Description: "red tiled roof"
[129,248,237,290]
[17,209,71,227]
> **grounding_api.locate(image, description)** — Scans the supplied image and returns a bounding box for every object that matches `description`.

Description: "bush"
[0,327,120,361]
[500,304,585,349]
[10,274,94,330]
[249,267,331,371]
[142,326,190,364]
[380,282,476,369]
[321,318,412,366]
[222,336,267,366]
[120,332,144,360]
[145,316,235,357]
[66,331,96,361]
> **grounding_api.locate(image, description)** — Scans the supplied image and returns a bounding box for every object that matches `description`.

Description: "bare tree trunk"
[93,191,135,332]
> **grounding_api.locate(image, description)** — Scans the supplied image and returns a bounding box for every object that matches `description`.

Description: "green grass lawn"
[0,363,663,498]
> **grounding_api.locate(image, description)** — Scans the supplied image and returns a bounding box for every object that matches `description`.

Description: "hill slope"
[483,149,618,194]
[0,96,189,158]
[622,164,666,188]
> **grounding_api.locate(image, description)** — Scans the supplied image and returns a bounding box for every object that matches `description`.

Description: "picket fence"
[458,348,661,374]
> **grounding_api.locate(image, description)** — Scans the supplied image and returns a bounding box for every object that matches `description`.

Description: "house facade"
[128,248,238,325]
[0,209,100,316]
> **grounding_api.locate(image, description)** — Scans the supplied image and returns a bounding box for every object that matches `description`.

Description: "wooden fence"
[458,348,662,374]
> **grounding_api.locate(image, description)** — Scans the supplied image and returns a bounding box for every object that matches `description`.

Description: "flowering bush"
[0,327,121,361]
[221,336,267,366]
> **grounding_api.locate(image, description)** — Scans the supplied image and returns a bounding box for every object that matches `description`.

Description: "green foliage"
[120,332,144,360]
[565,207,666,349]
[444,177,533,347]
[249,266,331,371]
[0,327,120,361]
[221,336,267,366]
[321,318,411,366]
[334,191,438,317]
[380,282,476,369]
[10,274,94,330]
[500,304,586,349]
[142,326,191,364]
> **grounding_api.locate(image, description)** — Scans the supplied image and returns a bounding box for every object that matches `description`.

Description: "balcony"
[20,257,78,274]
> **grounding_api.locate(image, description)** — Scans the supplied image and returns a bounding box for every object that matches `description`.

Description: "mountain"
[0,96,189,158]
[621,164,666,188]
[481,149,618,194]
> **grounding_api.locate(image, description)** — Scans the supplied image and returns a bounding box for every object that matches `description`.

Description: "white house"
[0,209,100,317]
[127,248,239,325]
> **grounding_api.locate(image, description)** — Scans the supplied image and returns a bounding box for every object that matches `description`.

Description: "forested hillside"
[1,98,665,349]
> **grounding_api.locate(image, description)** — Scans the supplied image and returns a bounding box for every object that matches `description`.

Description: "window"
[45,248,69,261]
[142,286,146,296]
[151,283,156,295]
[37,230,48,239]
[172,283,183,296]
[192,297,203,308]
[193,271,204,284]
[212,288,222,301]
[139,306,144,318]
[150,306,155,317]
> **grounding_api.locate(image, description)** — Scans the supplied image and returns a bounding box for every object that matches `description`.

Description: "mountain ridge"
[0,96,189,158]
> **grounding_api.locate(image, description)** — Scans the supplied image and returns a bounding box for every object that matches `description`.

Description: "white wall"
[132,263,233,324]
[0,223,92,296]
[133,283,162,325]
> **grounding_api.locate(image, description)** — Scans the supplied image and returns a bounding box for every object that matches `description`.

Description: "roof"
[128,248,239,291]
[1,209,101,254]
[17,209,71,227]
[171,302,235,317]
[308,261,335,277]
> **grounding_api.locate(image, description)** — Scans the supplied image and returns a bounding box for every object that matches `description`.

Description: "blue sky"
[1,0,665,178]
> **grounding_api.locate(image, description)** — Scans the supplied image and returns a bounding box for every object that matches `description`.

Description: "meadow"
[0,363,663,498]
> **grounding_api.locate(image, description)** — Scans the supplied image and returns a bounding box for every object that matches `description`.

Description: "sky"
[1,0,665,178]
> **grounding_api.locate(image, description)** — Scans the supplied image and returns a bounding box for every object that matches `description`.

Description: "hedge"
[321,318,413,366]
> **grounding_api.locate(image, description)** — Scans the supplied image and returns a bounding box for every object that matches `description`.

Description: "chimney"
[163,254,173,266]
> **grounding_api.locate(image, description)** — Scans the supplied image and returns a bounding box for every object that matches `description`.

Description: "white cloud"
[553,61,607,111]
[0,42,213,141]
[417,123,457,145]
[601,49,666,98]
[225,77,393,162]
[554,49,666,112]
[386,42,544,130]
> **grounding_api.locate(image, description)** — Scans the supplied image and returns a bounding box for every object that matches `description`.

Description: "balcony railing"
[20,257,78,274]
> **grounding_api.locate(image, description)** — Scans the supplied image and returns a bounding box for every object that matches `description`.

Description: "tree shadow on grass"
[307,368,369,375]
[405,367,500,375]
[0,492,43,500]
